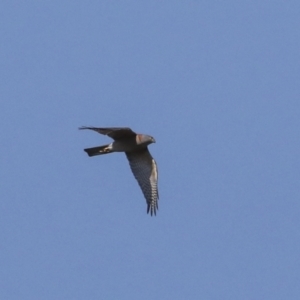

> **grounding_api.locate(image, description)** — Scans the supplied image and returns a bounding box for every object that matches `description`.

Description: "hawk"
[80,127,159,216]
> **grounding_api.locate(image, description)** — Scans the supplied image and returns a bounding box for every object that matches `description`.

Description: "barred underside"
[126,148,159,216]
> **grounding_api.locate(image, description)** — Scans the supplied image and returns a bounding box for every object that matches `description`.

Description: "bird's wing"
[126,148,159,216]
[79,127,136,140]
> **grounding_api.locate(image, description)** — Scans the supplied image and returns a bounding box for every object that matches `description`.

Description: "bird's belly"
[112,140,139,152]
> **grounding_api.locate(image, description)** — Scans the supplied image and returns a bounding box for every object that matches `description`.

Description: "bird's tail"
[83,144,113,157]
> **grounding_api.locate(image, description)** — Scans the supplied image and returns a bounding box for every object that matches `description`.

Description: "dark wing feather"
[79,126,136,140]
[126,148,159,216]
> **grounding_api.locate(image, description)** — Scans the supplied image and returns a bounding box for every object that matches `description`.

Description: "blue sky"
[1,1,300,299]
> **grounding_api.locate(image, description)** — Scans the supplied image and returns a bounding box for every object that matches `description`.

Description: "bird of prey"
[79,127,159,216]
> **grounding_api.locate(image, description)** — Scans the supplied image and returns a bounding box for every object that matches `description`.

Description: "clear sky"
[1,1,300,299]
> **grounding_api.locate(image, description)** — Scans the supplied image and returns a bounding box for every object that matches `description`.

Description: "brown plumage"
[80,127,159,216]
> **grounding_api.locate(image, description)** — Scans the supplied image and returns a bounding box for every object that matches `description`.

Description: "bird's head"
[137,134,156,145]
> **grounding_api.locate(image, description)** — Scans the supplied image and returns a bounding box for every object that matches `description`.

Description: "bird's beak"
[152,138,156,143]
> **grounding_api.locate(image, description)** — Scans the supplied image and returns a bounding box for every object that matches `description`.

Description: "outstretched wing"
[126,148,159,216]
[79,126,136,140]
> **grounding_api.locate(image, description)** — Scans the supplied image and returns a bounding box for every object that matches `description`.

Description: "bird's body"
[80,127,159,216]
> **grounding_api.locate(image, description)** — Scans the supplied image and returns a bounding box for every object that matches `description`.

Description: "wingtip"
[147,204,158,216]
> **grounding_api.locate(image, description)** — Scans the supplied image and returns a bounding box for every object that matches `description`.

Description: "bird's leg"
[100,143,113,153]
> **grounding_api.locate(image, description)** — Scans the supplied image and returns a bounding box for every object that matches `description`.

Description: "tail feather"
[83,144,113,157]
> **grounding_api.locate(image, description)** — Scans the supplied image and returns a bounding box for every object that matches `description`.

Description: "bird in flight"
[79,127,159,216]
